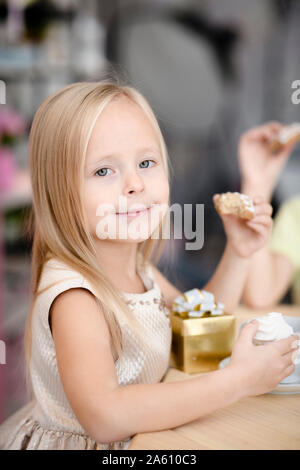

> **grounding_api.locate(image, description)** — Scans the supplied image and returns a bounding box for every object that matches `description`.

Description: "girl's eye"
[95,160,156,177]
[139,159,156,169]
[95,168,113,177]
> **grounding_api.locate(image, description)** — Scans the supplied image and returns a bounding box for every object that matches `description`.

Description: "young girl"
[238,121,300,306]
[0,82,297,450]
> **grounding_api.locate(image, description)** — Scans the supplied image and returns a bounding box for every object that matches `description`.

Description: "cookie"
[214,192,255,220]
[271,122,300,152]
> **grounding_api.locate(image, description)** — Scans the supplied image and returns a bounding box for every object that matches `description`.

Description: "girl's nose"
[123,172,145,195]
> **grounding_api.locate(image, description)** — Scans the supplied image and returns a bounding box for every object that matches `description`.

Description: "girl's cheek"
[160,181,170,204]
[153,169,168,193]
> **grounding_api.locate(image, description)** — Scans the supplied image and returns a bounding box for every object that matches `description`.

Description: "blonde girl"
[0,80,298,450]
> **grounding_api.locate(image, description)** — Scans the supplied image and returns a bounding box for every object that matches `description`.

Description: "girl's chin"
[95,229,158,242]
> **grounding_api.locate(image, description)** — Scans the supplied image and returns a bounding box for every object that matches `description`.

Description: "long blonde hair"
[24,78,173,399]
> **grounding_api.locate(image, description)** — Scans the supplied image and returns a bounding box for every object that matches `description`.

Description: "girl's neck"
[94,242,143,291]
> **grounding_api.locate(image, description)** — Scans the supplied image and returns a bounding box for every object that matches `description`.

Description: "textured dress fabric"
[0,252,172,450]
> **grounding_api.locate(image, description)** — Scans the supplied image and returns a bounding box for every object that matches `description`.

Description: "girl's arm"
[203,244,251,311]
[241,247,295,308]
[203,196,273,311]
[151,197,272,313]
[151,246,251,312]
[50,288,297,444]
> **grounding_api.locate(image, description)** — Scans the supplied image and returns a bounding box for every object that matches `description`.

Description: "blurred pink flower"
[0,106,26,141]
[0,147,17,191]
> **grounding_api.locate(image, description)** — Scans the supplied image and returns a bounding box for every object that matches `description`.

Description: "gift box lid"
[170,312,236,336]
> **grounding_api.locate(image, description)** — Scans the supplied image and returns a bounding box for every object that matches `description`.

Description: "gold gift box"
[170,312,236,374]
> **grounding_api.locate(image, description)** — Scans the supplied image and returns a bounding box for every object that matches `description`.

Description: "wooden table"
[129,305,300,450]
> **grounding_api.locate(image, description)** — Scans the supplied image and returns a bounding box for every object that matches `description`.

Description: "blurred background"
[0,0,300,422]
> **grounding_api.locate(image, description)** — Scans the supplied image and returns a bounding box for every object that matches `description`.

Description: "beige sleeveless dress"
[0,252,172,450]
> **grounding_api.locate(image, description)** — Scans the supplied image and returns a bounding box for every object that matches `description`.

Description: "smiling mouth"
[116,207,151,217]
[116,204,156,216]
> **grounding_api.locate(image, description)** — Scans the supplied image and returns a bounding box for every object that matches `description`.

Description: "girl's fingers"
[253,203,273,216]
[253,195,265,204]
[245,222,267,238]
[282,348,299,368]
[246,217,272,237]
[246,215,272,227]
[280,364,296,382]
[274,335,299,355]
[212,194,220,206]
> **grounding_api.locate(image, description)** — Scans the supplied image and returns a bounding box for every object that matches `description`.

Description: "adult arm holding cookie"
[238,122,299,307]
[239,121,298,202]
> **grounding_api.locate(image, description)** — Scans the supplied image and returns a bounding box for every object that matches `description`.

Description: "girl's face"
[84,96,170,243]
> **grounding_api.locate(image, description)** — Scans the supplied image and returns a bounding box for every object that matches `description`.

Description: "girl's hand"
[238,121,296,200]
[213,194,273,258]
[229,320,298,397]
